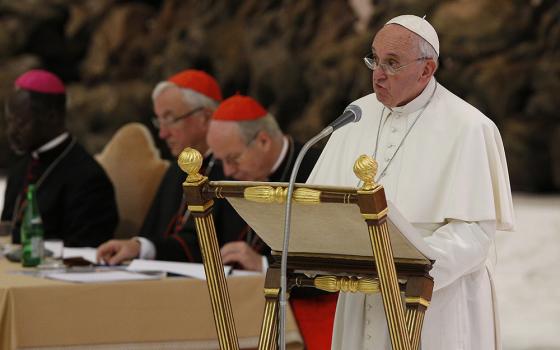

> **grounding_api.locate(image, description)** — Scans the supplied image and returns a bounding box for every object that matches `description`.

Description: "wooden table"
[0,256,302,350]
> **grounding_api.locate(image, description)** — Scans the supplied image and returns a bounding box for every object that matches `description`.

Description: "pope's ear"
[421,59,437,80]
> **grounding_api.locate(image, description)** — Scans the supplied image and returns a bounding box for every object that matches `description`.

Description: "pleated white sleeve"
[424,220,495,291]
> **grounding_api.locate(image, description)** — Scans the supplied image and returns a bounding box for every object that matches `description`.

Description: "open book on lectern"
[221,181,437,264]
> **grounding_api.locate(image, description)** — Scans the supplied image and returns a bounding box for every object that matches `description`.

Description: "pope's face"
[371,25,428,108]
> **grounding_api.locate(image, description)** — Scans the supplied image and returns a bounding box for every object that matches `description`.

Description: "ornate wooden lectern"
[178,148,434,350]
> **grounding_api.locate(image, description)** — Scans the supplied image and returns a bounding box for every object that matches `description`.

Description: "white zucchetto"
[386,15,440,56]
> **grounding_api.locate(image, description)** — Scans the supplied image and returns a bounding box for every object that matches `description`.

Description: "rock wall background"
[0,0,558,191]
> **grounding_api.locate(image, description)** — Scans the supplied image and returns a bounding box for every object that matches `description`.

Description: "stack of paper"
[46,270,163,283]
[127,259,233,279]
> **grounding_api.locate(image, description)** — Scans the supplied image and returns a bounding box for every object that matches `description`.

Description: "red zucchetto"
[212,95,267,121]
[168,69,223,102]
[14,69,65,94]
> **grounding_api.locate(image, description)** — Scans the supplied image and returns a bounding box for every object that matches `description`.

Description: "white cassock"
[307,77,515,350]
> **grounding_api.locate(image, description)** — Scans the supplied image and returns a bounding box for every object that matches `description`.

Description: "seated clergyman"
[2,69,118,247]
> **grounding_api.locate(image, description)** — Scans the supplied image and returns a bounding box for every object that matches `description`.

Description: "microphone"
[277,104,362,349]
[328,104,362,132]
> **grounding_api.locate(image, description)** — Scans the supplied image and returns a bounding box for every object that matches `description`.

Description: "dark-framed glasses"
[363,54,429,75]
[151,106,204,129]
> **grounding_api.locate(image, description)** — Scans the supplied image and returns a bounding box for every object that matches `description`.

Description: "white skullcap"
[385,15,440,56]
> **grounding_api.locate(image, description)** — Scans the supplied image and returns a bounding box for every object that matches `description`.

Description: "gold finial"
[178,147,204,183]
[353,154,378,191]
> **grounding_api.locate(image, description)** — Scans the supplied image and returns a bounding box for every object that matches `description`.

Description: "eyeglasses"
[151,107,203,129]
[363,54,429,75]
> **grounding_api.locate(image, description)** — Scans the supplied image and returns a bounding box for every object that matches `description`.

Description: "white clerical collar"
[389,77,437,116]
[270,136,289,174]
[32,132,69,159]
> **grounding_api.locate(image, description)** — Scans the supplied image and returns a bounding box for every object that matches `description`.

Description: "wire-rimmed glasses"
[363,53,429,75]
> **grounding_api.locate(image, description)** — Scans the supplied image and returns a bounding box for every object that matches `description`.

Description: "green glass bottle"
[20,184,44,267]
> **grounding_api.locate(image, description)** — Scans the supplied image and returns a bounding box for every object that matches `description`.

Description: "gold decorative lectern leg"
[258,268,280,350]
[354,155,411,350]
[405,304,424,350]
[367,222,411,350]
[404,276,434,350]
[194,213,240,350]
[179,148,240,350]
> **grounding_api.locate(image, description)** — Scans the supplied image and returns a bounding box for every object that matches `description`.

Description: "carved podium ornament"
[178,147,204,183]
[353,154,378,191]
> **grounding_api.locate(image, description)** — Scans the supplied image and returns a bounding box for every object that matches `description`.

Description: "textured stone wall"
[0,0,558,191]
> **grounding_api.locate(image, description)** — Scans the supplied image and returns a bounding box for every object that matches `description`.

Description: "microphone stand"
[278,126,333,350]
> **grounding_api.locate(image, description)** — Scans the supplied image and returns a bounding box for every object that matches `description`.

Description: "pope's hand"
[96,239,141,265]
[220,241,263,272]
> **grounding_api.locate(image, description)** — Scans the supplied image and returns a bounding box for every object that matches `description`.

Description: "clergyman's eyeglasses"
[151,107,204,129]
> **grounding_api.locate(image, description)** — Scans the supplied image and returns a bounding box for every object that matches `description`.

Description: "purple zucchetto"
[14,69,65,94]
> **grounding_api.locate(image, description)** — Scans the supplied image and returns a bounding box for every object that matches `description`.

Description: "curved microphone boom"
[278,104,362,349]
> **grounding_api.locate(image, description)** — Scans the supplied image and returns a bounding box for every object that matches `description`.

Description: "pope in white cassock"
[307,15,515,350]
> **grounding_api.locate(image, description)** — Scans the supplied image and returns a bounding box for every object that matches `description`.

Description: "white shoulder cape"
[308,82,515,231]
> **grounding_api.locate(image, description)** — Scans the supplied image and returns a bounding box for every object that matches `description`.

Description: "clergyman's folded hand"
[96,239,141,265]
[220,241,262,272]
